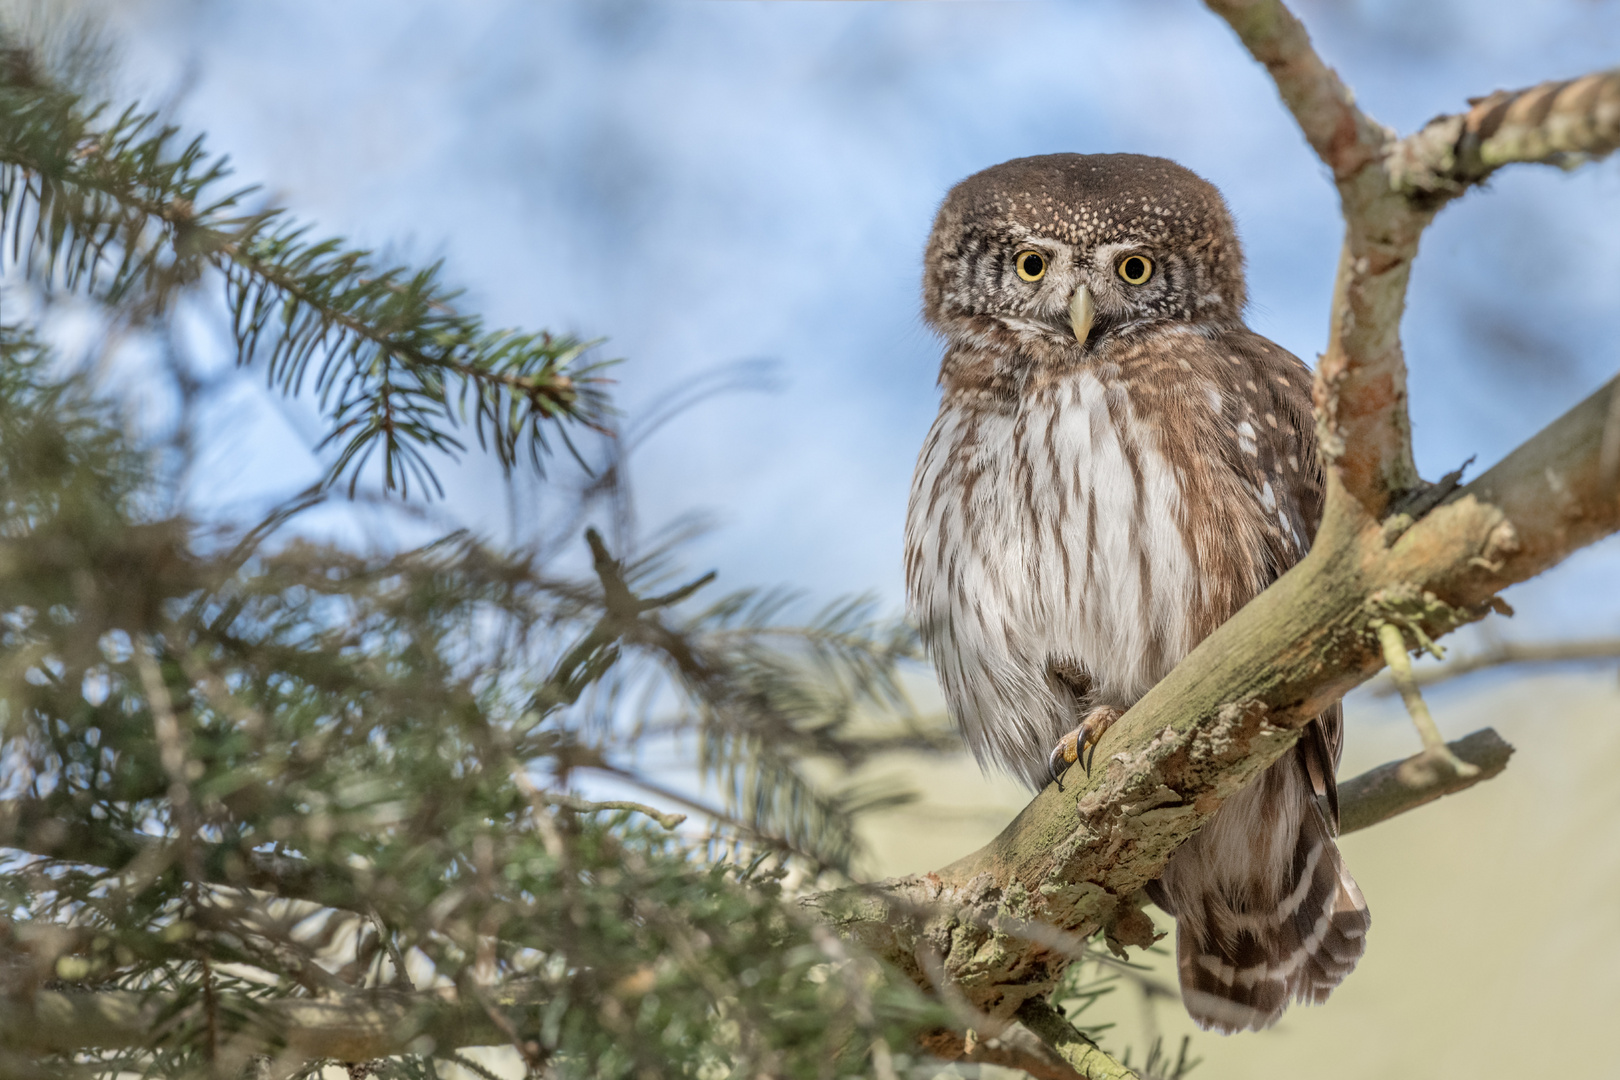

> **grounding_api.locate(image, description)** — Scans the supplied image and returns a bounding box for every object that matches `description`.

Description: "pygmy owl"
[904,153,1370,1033]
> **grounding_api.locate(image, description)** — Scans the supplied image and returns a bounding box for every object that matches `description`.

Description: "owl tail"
[1154,757,1371,1034]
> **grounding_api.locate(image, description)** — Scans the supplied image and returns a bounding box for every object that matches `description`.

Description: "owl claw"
[1047,706,1124,790]
[1048,730,1081,789]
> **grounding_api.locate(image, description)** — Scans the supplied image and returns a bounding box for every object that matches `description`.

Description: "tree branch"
[1370,637,1620,693]
[540,791,688,831]
[1392,70,1620,199]
[1201,0,1389,180]
[1015,998,1141,1080]
[918,1025,1096,1080]
[1206,0,1417,512]
[1336,728,1513,835]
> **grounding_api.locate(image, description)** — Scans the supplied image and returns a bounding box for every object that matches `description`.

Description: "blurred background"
[41,0,1620,1076]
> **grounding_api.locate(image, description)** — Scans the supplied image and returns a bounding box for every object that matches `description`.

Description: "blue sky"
[84,0,1620,646]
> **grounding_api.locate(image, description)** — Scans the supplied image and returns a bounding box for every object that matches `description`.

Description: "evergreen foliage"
[0,25,968,1079]
[0,36,608,499]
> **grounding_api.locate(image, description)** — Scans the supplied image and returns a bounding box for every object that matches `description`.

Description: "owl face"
[923,153,1247,376]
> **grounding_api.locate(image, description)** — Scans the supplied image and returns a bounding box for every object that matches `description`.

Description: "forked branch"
[1208,1,1620,518]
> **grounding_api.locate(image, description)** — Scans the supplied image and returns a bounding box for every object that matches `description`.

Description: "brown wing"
[1207,330,1323,563]
[1113,326,1319,642]
[1114,325,1343,827]
[1204,330,1342,832]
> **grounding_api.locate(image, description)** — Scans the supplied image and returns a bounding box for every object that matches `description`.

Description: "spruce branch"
[0,983,548,1060]
[0,50,608,498]
[0,376,942,1070]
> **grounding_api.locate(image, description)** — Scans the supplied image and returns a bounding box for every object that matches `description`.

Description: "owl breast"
[905,371,1201,788]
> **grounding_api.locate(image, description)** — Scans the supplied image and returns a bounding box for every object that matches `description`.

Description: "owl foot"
[1047,706,1124,789]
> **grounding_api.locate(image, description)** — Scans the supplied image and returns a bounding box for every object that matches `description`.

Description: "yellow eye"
[1117,254,1154,285]
[1014,250,1046,282]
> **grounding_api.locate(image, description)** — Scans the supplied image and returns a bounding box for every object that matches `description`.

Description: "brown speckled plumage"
[905,153,1369,1033]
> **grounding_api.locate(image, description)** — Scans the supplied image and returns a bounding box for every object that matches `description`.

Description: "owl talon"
[1048,706,1123,789]
[1047,730,1082,788]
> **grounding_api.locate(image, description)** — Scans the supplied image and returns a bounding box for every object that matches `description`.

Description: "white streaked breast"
[904,372,1198,787]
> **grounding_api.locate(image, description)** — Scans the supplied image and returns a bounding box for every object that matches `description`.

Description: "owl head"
[922,153,1247,377]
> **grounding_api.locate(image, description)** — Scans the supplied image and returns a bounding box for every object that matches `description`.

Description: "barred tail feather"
[1158,751,1370,1034]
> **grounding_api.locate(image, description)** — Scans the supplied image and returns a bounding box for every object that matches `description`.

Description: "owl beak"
[1068,284,1096,345]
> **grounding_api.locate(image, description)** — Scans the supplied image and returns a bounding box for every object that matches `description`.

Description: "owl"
[904,153,1370,1033]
